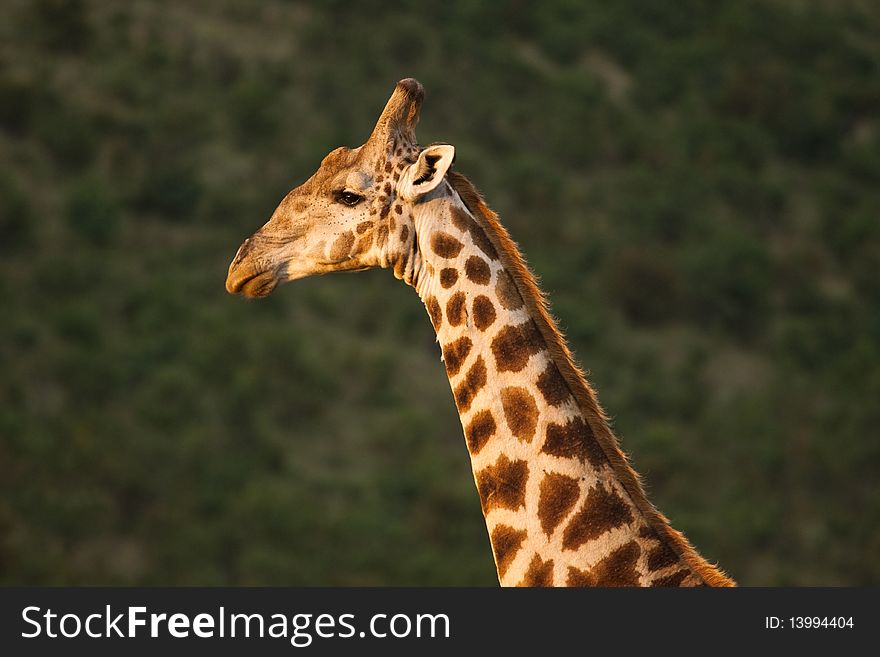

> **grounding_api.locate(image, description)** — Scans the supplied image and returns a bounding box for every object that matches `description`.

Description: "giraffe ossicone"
[226,78,735,587]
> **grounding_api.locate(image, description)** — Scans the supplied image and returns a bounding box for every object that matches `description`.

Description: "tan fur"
[227,77,735,587]
[447,170,735,587]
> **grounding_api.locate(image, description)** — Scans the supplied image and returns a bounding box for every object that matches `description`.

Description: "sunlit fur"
[227,79,736,587]
[446,171,735,587]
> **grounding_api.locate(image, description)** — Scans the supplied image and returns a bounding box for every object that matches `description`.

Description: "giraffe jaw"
[227,261,352,298]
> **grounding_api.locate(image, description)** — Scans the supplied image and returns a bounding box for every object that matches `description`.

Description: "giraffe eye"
[336,190,364,207]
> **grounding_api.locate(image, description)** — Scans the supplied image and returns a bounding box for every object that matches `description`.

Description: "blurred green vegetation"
[1,0,878,585]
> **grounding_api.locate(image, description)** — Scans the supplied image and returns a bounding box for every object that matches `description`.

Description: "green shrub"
[30,0,94,53]
[683,230,771,339]
[31,102,97,169]
[65,176,120,246]
[606,248,682,326]
[0,173,33,252]
[0,75,37,134]
[134,163,202,220]
[228,77,282,144]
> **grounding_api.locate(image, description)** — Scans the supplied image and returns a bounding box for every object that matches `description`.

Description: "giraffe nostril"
[232,238,253,267]
[227,237,261,295]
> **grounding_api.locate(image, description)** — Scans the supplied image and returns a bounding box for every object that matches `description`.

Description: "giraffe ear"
[398,144,455,201]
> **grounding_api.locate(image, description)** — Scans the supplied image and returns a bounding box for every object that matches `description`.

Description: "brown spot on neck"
[464,410,496,454]
[647,541,681,572]
[472,295,496,331]
[439,267,459,288]
[430,231,464,259]
[392,251,408,279]
[541,417,605,468]
[565,566,592,587]
[537,472,580,537]
[536,362,570,407]
[562,484,633,551]
[425,296,442,331]
[490,321,545,373]
[495,269,524,310]
[464,255,491,284]
[453,356,487,412]
[450,205,499,260]
[519,554,554,587]
[446,291,467,327]
[499,386,538,442]
[441,336,472,378]
[490,525,527,580]
[651,569,692,587]
[476,454,529,513]
[566,540,641,587]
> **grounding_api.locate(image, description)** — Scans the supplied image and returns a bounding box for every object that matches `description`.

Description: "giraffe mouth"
[226,268,281,298]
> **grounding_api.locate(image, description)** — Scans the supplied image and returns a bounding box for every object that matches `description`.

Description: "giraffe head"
[225,78,455,298]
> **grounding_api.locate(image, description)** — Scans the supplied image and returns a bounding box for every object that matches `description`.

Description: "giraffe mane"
[446,170,735,587]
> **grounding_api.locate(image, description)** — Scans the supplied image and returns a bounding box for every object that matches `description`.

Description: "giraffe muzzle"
[226,265,281,298]
[226,240,282,297]
[226,233,283,298]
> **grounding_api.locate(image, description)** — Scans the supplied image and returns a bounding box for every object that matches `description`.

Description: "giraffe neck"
[405,173,733,587]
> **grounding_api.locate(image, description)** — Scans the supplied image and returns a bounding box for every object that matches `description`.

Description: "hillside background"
[1,0,878,585]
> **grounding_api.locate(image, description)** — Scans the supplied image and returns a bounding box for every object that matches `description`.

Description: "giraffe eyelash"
[334,190,364,207]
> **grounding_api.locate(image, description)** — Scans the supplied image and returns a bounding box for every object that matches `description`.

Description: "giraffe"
[225,79,735,587]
